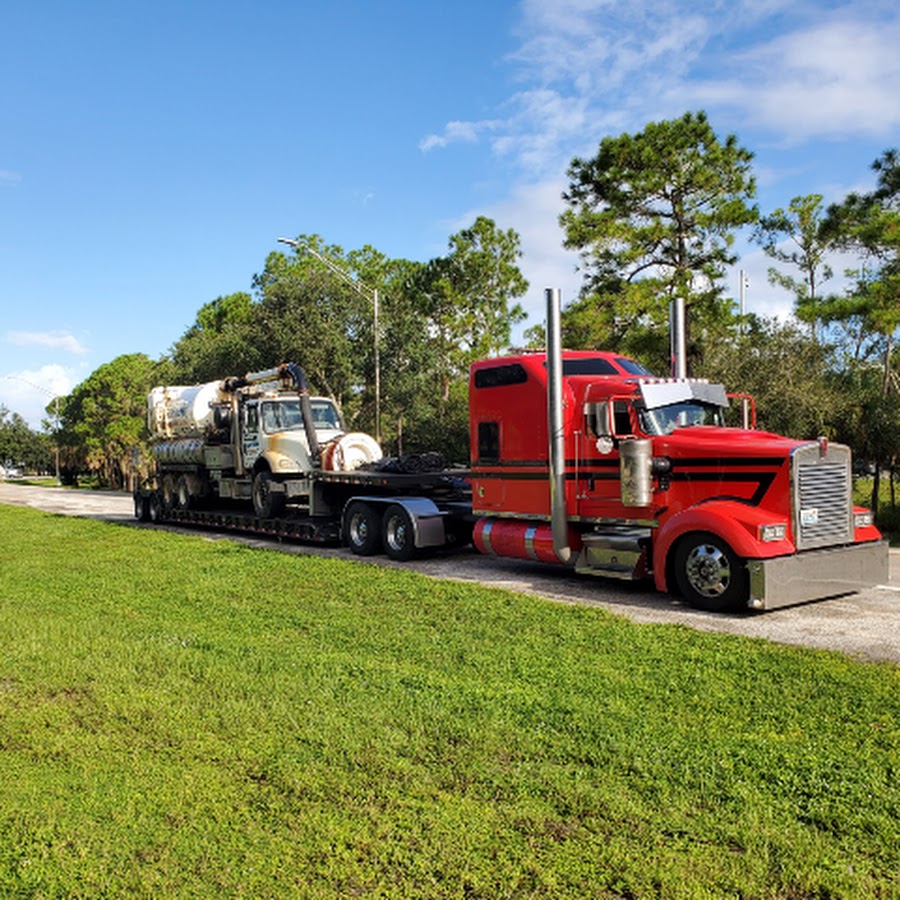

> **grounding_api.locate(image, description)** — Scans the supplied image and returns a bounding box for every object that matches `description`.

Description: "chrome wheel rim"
[384,516,407,553]
[349,514,369,546]
[685,543,731,598]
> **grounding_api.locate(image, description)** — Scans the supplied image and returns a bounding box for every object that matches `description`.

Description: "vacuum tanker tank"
[148,382,234,466]
[148,381,231,439]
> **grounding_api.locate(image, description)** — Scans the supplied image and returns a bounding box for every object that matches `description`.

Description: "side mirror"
[585,401,611,437]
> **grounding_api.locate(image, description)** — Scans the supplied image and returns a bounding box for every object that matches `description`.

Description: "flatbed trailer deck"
[135,465,474,555]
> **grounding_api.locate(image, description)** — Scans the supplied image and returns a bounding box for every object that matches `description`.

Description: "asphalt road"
[2,482,898,665]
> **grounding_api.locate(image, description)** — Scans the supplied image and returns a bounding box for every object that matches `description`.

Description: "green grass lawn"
[0,505,897,898]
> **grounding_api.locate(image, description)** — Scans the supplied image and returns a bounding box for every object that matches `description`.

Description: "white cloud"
[0,170,22,187]
[420,0,718,175]
[7,330,90,355]
[690,17,900,141]
[419,120,497,152]
[512,0,712,90]
[490,89,590,174]
[421,1,900,172]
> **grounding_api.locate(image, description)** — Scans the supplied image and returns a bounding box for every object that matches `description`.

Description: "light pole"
[2,375,61,484]
[277,237,381,444]
[739,269,749,333]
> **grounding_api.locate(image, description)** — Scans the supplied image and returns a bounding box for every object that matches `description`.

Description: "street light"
[1,375,61,484]
[277,237,381,444]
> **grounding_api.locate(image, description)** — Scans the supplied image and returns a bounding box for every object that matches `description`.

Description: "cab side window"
[612,400,632,435]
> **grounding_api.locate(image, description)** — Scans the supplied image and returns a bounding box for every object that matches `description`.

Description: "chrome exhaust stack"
[670,296,687,378]
[546,287,571,563]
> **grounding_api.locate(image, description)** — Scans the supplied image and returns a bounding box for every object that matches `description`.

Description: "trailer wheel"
[252,470,286,519]
[382,504,417,561]
[148,492,163,523]
[345,501,380,556]
[134,494,150,522]
[673,531,747,613]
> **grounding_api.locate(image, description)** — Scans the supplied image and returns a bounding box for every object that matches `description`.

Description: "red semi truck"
[467,288,887,611]
[137,290,888,612]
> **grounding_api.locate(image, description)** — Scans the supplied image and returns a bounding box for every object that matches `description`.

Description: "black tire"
[673,531,747,612]
[134,494,150,522]
[382,504,417,561]
[344,501,380,556]
[252,470,286,519]
[175,475,192,511]
[161,474,177,511]
[148,492,163,523]
[446,520,474,549]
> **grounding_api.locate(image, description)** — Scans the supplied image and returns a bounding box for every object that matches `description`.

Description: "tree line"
[0,408,54,476]
[6,111,899,509]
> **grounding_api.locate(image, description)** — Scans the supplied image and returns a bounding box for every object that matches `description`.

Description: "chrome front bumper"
[747,540,890,611]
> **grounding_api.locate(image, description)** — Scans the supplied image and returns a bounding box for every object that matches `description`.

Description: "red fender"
[653,501,794,593]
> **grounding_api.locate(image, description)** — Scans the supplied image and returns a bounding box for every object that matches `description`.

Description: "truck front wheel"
[252,470,286,519]
[345,501,380,556]
[382,504,417,561]
[673,532,747,613]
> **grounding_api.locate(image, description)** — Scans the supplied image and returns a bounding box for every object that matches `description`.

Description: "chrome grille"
[792,443,852,550]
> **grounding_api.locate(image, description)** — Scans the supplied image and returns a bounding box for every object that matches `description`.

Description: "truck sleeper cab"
[469,350,887,612]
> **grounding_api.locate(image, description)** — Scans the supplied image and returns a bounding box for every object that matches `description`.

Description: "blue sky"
[2,0,899,427]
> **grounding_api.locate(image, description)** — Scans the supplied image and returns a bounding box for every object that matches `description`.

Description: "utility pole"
[278,237,381,444]
[739,269,749,334]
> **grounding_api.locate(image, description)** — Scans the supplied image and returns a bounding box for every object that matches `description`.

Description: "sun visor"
[638,380,729,410]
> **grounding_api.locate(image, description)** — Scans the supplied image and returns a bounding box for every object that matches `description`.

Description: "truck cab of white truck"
[238,395,344,476]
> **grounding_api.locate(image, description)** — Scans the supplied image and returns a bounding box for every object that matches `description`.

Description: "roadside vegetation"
[854,476,900,543]
[0,504,897,898]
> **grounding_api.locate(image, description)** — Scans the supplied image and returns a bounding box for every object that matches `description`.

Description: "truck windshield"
[639,402,725,436]
[261,399,342,433]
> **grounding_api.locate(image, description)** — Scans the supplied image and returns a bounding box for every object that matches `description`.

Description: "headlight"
[854,511,874,529]
[759,523,787,542]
